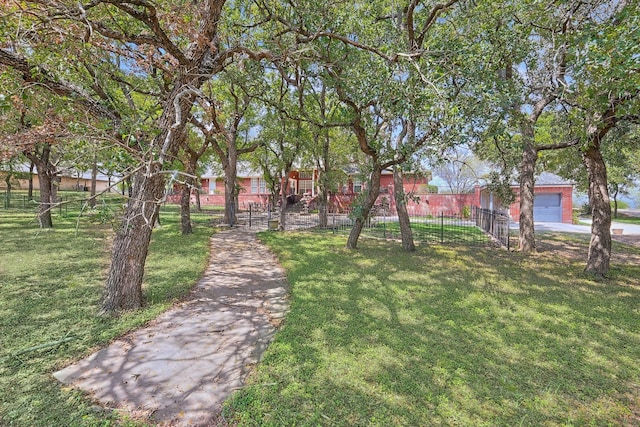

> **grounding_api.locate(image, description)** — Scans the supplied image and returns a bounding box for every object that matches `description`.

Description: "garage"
[533,193,562,222]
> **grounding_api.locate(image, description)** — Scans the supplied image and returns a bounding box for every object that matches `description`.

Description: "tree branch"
[0,48,120,122]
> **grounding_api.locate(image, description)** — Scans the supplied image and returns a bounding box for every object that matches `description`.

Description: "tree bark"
[223,149,238,226]
[28,161,34,201]
[518,123,537,253]
[393,166,415,252]
[279,165,295,231]
[279,174,291,230]
[36,170,54,228]
[194,185,202,213]
[90,153,98,208]
[317,86,330,228]
[317,176,329,227]
[610,183,619,219]
[316,129,331,228]
[101,168,166,313]
[179,176,193,235]
[179,148,202,235]
[26,143,55,228]
[583,144,611,277]
[347,163,382,249]
[4,168,12,207]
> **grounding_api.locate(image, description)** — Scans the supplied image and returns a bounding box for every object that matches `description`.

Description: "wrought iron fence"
[0,192,127,218]
[2,193,512,248]
[472,206,511,249]
[245,205,511,247]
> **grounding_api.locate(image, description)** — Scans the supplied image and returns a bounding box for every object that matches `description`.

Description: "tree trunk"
[583,145,611,277]
[101,168,166,313]
[279,167,293,231]
[180,151,201,235]
[26,144,55,228]
[317,182,328,227]
[180,176,193,235]
[223,150,238,226]
[4,169,12,208]
[346,163,382,249]
[90,153,98,208]
[51,175,61,203]
[101,71,203,313]
[518,125,537,253]
[317,87,331,228]
[35,165,54,228]
[393,166,415,252]
[126,176,133,198]
[194,185,202,212]
[611,183,619,219]
[28,161,34,200]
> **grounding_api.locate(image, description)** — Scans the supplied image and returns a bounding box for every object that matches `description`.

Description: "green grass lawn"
[0,209,213,426]
[224,232,640,426]
[613,216,640,225]
[365,221,490,245]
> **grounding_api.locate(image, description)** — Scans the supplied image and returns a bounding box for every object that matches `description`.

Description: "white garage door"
[534,193,562,222]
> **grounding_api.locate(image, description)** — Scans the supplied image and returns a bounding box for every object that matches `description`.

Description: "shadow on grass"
[0,211,213,426]
[226,232,640,426]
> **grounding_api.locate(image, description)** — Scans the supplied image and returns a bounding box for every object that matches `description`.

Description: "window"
[353,179,362,193]
[209,179,216,194]
[299,180,313,194]
[251,177,266,194]
[299,171,313,180]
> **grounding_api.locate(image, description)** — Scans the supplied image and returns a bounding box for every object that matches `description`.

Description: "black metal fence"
[1,193,512,248]
[472,206,511,249]
[245,206,511,247]
[0,192,128,217]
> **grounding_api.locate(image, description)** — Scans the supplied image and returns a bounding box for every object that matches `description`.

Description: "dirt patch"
[534,233,640,266]
[612,235,640,248]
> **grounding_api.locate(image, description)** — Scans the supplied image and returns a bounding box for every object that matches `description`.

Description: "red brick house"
[477,172,574,223]
[169,167,573,223]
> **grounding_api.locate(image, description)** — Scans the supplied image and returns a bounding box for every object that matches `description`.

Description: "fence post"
[440,212,444,244]
[383,209,386,238]
[332,211,336,234]
[249,204,252,228]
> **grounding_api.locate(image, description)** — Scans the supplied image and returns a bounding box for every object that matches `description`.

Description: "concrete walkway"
[54,228,289,426]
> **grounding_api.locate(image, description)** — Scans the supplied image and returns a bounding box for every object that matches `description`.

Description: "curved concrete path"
[54,228,289,426]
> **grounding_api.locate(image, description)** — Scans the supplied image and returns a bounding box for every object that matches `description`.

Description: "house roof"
[533,172,573,186]
[13,163,117,182]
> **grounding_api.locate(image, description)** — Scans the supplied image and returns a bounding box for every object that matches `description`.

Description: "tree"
[255,68,308,230]
[1,0,278,313]
[176,129,211,235]
[291,0,467,249]
[565,1,640,277]
[606,130,640,218]
[433,148,488,194]
[190,64,263,226]
[0,83,72,227]
[393,164,415,252]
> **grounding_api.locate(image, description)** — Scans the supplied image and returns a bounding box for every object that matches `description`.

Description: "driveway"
[510,219,640,235]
